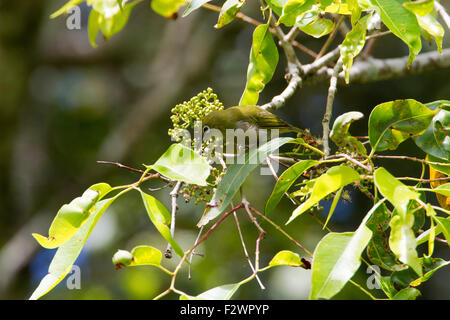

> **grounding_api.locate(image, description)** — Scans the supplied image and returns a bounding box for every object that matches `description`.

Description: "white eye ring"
[203,125,210,134]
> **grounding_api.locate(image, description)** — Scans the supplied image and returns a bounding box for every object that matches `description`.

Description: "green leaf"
[181,283,241,300]
[269,250,306,267]
[32,183,112,249]
[323,187,342,229]
[393,287,420,300]
[330,111,366,153]
[370,0,422,67]
[50,0,84,18]
[197,137,293,227]
[30,194,119,300]
[265,0,289,16]
[183,0,211,16]
[278,0,314,27]
[239,24,279,106]
[288,166,360,224]
[430,183,450,197]
[151,0,186,19]
[149,143,210,186]
[368,99,436,152]
[88,9,101,47]
[348,0,362,25]
[309,200,384,300]
[88,0,142,47]
[367,233,404,271]
[410,257,450,287]
[140,191,184,258]
[428,154,450,175]
[374,167,420,216]
[299,18,335,38]
[340,13,371,84]
[265,160,319,214]
[414,108,450,161]
[215,0,247,28]
[433,216,450,242]
[417,12,444,53]
[416,220,444,245]
[403,0,434,16]
[389,214,422,276]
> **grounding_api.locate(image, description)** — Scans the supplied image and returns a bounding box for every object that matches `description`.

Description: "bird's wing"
[251,109,301,133]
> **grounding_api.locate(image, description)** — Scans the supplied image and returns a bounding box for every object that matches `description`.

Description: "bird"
[201,105,302,136]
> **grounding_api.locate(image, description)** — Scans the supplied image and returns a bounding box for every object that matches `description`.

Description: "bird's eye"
[203,125,210,134]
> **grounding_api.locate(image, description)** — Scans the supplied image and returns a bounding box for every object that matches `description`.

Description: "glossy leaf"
[374,167,419,216]
[393,287,421,300]
[140,191,184,258]
[239,24,279,106]
[269,250,306,267]
[88,0,142,47]
[278,0,315,27]
[183,0,211,16]
[88,9,101,48]
[300,18,335,38]
[181,283,241,300]
[340,14,371,84]
[410,257,450,286]
[370,0,422,67]
[32,183,112,249]
[215,0,247,28]
[403,0,434,16]
[369,99,436,152]
[152,0,186,18]
[414,107,450,161]
[309,200,384,300]
[265,0,289,16]
[265,160,319,214]
[428,154,450,176]
[430,183,450,197]
[389,213,422,276]
[198,137,293,227]
[30,195,119,300]
[50,0,84,18]
[288,166,360,224]
[149,143,210,186]
[416,12,444,53]
[330,111,366,153]
[433,216,450,242]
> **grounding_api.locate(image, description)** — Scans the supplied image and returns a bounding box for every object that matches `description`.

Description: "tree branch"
[307,48,450,85]
[261,24,303,111]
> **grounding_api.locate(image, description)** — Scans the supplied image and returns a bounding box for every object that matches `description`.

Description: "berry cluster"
[179,167,224,204]
[168,88,226,205]
[168,87,224,145]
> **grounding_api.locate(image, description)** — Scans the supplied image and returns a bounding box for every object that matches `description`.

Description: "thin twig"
[201,3,318,58]
[315,16,344,60]
[435,2,450,30]
[232,211,265,289]
[188,225,204,280]
[371,155,450,167]
[166,181,182,258]
[322,57,343,156]
[249,206,313,256]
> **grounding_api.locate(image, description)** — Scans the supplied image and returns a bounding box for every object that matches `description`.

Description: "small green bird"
[202,105,302,135]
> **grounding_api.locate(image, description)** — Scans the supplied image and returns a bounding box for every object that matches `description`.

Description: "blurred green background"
[0,0,449,300]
